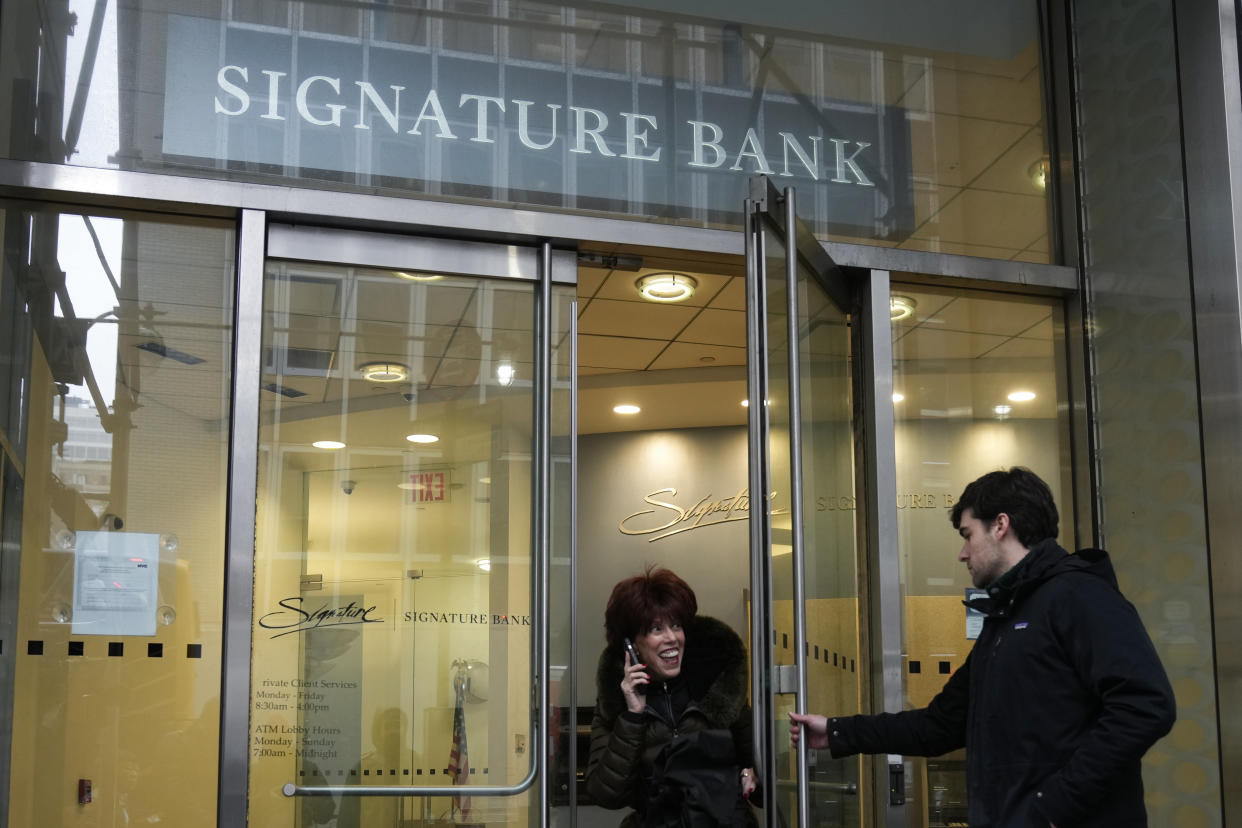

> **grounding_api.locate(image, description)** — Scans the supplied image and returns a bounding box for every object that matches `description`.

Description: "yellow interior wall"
[9,340,224,827]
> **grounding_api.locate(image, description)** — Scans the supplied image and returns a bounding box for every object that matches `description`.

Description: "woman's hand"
[620,656,649,714]
[740,767,757,799]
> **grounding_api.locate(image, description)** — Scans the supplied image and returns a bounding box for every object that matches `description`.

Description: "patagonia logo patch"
[1013,621,1030,630]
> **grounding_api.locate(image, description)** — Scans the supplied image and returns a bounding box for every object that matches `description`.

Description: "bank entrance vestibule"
[0,180,1071,828]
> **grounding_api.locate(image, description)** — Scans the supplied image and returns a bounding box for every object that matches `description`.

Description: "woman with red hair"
[585,566,759,826]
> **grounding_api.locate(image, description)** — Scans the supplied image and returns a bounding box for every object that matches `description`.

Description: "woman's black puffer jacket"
[585,616,757,827]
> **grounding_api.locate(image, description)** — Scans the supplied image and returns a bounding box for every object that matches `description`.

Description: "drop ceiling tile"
[648,342,747,371]
[921,297,1051,337]
[577,334,666,370]
[983,336,1053,359]
[679,308,746,347]
[577,266,608,298]
[710,277,747,311]
[910,183,963,227]
[972,127,1049,195]
[914,188,1048,250]
[927,58,1043,125]
[893,327,1009,360]
[908,115,1031,189]
[577,298,698,339]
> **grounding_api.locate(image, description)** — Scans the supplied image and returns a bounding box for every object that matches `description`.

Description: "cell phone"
[624,637,641,666]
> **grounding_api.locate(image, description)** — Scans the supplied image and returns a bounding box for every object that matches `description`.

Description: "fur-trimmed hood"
[594,615,749,727]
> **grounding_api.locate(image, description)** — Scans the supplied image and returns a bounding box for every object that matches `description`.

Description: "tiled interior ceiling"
[577,252,1059,434]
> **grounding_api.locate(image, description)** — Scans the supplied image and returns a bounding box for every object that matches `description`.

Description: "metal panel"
[268,224,575,285]
[218,209,266,827]
[1173,0,1242,821]
[0,159,1078,291]
[567,303,579,827]
[855,270,904,828]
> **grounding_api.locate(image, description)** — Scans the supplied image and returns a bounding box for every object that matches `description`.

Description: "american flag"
[447,675,471,819]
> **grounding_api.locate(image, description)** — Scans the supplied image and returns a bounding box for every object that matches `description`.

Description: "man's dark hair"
[950,467,1059,547]
[603,565,698,650]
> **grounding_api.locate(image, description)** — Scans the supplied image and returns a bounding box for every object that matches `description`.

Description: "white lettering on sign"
[210,67,877,184]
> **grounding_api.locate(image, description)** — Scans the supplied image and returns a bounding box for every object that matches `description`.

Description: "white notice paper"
[72,531,160,636]
[965,587,986,640]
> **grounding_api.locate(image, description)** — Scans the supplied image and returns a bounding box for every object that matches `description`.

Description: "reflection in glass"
[0,202,235,827]
[251,262,543,825]
[890,282,1068,826]
[1,0,1049,259]
[759,220,861,827]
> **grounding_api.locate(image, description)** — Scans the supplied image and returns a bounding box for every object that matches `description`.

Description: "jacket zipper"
[663,682,678,736]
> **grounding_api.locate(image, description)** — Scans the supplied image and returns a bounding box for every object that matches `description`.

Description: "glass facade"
[891,283,1069,825]
[0,0,1236,827]
[1,0,1050,259]
[0,202,236,826]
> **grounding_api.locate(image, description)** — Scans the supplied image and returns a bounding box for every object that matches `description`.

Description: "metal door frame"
[220,221,574,826]
[744,176,906,828]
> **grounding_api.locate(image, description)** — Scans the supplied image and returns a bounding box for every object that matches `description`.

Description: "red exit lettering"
[408,472,447,503]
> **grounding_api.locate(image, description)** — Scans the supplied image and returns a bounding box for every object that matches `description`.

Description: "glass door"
[248,227,575,828]
[745,177,864,828]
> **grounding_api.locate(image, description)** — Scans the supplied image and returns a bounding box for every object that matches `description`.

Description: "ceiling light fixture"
[312,440,346,449]
[1028,157,1051,191]
[360,361,410,383]
[476,558,491,572]
[406,433,440,444]
[497,362,516,386]
[613,404,641,415]
[892,392,905,403]
[741,399,749,408]
[394,270,444,282]
[890,295,917,321]
[1007,390,1037,402]
[636,272,698,302]
[994,404,1013,417]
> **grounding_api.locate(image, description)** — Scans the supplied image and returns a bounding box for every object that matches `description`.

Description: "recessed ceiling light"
[394,271,444,282]
[406,433,440,444]
[479,477,491,485]
[1007,390,1036,402]
[360,361,410,383]
[892,392,905,403]
[994,404,1013,417]
[636,272,698,302]
[741,399,749,407]
[312,440,346,449]
[476,558,491,572]
[890,295,917,321]
[1028,157,1050,191]
[497,362,515,386]
[613,404,641,415]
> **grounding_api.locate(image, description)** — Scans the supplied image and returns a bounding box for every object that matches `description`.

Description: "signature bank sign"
[162,15,914,238]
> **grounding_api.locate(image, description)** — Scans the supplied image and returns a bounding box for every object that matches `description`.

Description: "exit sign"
[407,471,448,503]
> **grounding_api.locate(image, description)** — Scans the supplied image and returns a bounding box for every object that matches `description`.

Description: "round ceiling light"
[890,295,917,321]
[360,361,410,383]
[406,433,440,444]
[312,440,346,450]
[613,404,641,415]
[1007,390,1037,402]
[636,272,698,302]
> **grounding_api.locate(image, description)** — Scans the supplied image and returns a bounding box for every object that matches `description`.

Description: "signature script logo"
[618,487,784,542]
[258,597,384,638]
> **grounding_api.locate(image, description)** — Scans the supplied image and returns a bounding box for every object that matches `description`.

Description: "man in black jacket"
[790,467,1176,827]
